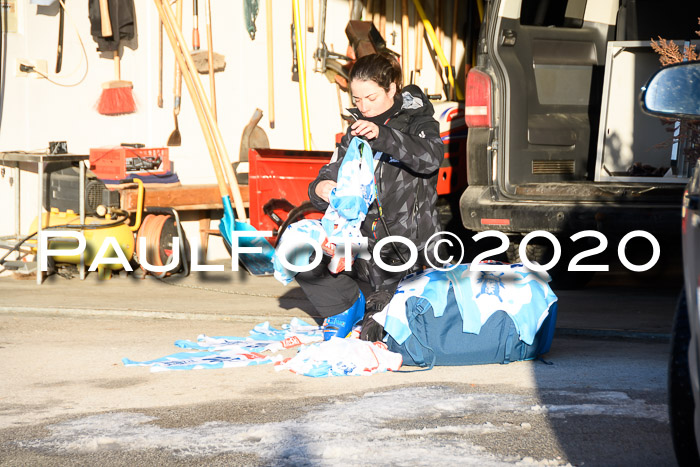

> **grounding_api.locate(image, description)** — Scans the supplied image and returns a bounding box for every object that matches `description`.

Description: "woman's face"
[350,79,396,118]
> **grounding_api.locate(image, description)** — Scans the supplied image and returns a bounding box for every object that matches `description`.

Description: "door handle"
[501,29,516,47]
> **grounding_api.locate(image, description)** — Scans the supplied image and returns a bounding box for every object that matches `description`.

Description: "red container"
[248,111,467,243]
[89,146,170,180]
[248,148,332,242]
[434,101,469,196]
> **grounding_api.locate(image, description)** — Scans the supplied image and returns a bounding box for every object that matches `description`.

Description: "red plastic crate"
[248,148,332,243]
[89,146,170,180]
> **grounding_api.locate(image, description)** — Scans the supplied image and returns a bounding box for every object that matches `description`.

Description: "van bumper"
[459,185,682,236]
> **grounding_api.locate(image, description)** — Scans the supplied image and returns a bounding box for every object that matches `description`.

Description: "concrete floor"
[0,261,681,465]
[0,260,680,337]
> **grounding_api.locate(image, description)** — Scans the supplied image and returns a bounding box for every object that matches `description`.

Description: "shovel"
[156,0,274,275]
[167,0,183,147]
[237,108,269,185]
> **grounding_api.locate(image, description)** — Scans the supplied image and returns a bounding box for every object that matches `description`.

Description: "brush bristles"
[97,86,136,115]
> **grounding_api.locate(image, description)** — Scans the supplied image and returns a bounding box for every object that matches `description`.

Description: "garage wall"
[0,0,456,263]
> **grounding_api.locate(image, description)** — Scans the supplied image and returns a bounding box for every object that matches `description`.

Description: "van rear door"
[491,0,616,192]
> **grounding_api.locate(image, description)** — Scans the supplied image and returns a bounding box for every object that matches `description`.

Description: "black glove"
[359,290,394,342]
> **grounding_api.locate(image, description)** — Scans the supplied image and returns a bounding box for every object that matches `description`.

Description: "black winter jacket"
[308,85,444,265]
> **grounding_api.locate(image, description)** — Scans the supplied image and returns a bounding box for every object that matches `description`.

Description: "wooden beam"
[118,184,249,211]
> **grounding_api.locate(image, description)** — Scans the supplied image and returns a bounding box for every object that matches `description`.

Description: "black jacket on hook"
[88,0,135,52]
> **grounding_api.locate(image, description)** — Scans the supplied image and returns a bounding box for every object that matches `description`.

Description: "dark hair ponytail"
[348,53,403,93]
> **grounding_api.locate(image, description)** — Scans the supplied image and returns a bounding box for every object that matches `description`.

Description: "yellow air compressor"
[29,208,136,278]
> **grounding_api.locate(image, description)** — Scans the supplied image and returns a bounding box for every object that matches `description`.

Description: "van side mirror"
[640,62,700,119]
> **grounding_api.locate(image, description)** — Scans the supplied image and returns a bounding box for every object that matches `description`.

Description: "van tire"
[669,289,700,466]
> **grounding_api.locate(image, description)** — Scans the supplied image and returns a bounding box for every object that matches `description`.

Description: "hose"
[136,214,166,270]
[148,206,190,277]
[135,208,190,277]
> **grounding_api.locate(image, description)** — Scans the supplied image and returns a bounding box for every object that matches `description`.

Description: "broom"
[96,0,136,115]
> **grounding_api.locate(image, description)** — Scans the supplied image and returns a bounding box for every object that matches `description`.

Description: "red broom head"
[97,82,136,116]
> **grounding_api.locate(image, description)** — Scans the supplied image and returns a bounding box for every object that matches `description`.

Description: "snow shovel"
[156,0,274,275]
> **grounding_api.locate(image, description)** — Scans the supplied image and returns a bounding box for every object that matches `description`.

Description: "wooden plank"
[118,184,249,211]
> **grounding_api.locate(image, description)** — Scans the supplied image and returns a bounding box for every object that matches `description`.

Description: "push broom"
[96,0,136,116]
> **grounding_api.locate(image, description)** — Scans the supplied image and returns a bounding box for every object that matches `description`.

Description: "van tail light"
[464,69,492,128]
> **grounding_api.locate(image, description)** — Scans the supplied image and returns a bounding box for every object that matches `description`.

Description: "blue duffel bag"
[385,284,557,368]
[380,264,558,368]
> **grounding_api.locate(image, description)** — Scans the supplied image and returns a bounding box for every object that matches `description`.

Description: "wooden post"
[450,0,458,100]
[401,0,409,87]
[414,9,423,85]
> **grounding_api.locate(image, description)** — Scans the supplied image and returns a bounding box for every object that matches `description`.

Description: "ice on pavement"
[15,386,666,465]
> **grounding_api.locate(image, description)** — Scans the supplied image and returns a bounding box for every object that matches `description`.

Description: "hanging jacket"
[309,85,444,266]
[88,0,135,52]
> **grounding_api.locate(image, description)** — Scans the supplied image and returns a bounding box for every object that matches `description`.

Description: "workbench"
[0,152,89,284]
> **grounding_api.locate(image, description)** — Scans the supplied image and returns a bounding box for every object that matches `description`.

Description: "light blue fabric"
[174,338,271,351]
[381,270,432,344]
[176,319,322,350]
[276,338,403,377]
[249,319,323,340]
[124,318,402,376]
[122,351,271,371]
[272,219,327,285]
[124,318,323,372]
[273,138,377,285]
[301,360,334,378]
[382,263,558,346]
[321,137,377,239]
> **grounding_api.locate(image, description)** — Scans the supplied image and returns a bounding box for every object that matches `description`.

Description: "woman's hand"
[315,180,337,203]
[350,120,380,140]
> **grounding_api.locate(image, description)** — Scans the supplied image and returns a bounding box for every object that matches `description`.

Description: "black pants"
[295,255,420,318]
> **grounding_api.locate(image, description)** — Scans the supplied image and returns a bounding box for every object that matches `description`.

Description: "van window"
[617,0,700,41]
[520,0,587,28]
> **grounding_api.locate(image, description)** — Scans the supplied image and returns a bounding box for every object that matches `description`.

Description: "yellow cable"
[476,0,484,23]
[412,0,463,100]
[292,0,312,150]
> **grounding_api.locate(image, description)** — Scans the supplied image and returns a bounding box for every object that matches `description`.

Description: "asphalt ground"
[0,262,682,465]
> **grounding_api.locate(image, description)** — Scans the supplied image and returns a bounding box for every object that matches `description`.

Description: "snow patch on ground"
[14,386,664,465]
[530,390,668,422]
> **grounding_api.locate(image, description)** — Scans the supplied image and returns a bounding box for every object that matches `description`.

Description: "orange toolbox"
[89,146,170,181]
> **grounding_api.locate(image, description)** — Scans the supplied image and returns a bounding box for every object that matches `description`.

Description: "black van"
[459,0,699,286]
